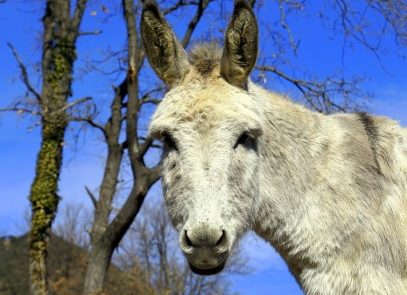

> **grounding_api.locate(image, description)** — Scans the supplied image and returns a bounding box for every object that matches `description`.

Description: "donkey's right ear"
[221,0,258,89]
[141,0,190,86]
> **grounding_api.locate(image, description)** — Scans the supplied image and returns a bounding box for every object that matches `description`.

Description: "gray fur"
[221,1,258,89]
[141,1,190,86]
[143,2,407,294]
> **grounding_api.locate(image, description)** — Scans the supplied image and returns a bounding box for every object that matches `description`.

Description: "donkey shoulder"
[329,112,406,175]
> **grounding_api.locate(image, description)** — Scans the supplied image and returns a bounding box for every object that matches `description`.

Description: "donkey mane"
[189,42,223,76]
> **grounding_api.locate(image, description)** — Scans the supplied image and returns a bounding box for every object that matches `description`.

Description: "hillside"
[0,234,155,295]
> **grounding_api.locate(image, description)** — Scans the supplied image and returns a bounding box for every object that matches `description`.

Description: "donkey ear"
[141,0,190,86]
[221,0,258,89]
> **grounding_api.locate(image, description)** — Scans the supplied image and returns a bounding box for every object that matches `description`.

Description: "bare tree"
[331,0,407,51]
[53,203,90,249]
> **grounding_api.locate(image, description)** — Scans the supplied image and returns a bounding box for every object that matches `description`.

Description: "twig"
[257,65,347,113]
[139,136,160,157]
[0,107,41,116]
[162,0,200,15]
[141,98,162,105]
[85,186,97,208]
[79,30,102,36]
[181,0,212,47]
[140,85,166,100]
[70,115,106,136]
[49,96,92,115]
[278,0,299,55]
[7,43,42,102]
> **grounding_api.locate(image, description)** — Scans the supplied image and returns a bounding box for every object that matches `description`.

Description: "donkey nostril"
[182,228,228,249]
[216,230,226,247]
[185,230,194,247]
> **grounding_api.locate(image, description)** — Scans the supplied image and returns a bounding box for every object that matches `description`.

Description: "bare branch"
[79,30,102,36]
[278,0,299,55]
[123,0,141,174]
[181,0,212,48]
[140,85,166,100]
[139,136,156,157]
[50,96,92,116]
[106,179,149,248]
[141,98,162,105]
[71,0,88,40]
[122,136,161,154]
[370,0,407,46]
[103,79,127,143]
[70,115,107,136]
[257,65,351,113]
[85,186,98,208]
[0,107,41,116]
[162,0,200,15]
[7,43,42,102]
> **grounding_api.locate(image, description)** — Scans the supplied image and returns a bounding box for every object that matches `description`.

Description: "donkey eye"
[162,133,177,151]
[234,133,253,149]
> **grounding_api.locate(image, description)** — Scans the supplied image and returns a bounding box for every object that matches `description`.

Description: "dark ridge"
[357,112,381,173]
[234,0,253,12]
[142,0,161,19]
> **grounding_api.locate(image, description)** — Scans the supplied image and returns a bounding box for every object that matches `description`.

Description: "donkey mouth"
[189,261,226,276]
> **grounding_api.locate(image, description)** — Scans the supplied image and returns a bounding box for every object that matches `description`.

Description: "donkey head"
[142,0,260,275]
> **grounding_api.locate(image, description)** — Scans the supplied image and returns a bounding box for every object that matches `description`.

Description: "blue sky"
[0,1,406,294]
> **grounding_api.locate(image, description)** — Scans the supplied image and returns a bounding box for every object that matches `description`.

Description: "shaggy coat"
[141,1,407,294]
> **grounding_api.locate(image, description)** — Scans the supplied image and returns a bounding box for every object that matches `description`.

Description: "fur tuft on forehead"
[189,42,223,75]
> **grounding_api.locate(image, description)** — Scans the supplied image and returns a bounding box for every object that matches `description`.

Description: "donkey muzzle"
[179,224,231,275]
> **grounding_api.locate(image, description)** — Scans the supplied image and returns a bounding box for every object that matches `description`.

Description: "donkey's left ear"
[221,0,258,89]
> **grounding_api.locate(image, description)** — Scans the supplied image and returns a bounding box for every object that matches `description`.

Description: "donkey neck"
[251,84,329,280]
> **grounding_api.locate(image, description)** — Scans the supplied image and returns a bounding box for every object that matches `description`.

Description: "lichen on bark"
[29,118,66,295]
[28,1,85,293]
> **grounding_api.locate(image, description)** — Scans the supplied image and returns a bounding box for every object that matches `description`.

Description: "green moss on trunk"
[29,38,74,295]
[29,119,66,295]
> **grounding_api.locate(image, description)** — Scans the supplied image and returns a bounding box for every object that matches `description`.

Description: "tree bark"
[83,129,124,294]
[29,119,66,295]
[29,1,87,294]
[82,239,113,294]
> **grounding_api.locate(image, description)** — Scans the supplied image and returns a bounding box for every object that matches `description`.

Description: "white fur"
[142,2,407,292]
[149,73,407,293]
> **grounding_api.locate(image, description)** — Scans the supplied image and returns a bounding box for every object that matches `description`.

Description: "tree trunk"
[83,240,113,294]
[28,1,87,293]
[83,143,123,294]
[29,119,66,295]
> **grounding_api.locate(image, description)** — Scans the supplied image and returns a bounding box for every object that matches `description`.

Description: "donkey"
[141,1,407,294]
